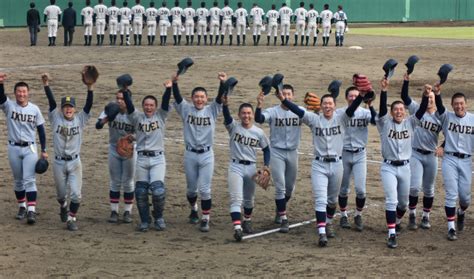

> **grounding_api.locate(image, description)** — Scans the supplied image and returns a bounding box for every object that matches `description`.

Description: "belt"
[344,147,365,153]
[413,148,433,155]
[55,154,78,161]
[315,156,342,163]
[137,151,163,157]
[186,146,211,154]
[446,152,471,159]
[9,141,34,147]
[384,159,409,166]
[232,159,254,165]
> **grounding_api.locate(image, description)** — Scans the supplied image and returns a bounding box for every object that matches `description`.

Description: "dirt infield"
[0,28,473,277]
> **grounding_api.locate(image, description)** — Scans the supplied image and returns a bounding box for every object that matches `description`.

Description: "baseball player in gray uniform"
[336,87,376,231]
[172,73,225,232]
[0,73,47,225]
[375,78,429,248]
[255,85,303,233]
[222,96,270,242]
[96,91,136,224]
[275,87,365,247]
[400,74,442,230]
[42,73,94,231]
[122,80,171,232]
[434,87,473,241]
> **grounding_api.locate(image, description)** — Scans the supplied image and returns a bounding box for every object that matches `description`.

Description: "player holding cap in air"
[0,73,47,225]
[41,71,94,231]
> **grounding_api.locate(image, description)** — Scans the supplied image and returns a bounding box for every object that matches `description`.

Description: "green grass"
[350,27,474,40]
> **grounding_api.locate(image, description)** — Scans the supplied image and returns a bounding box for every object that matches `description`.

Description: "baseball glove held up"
[253,166,271,190]
[304,92,321,113]
[82,65,99,85]
[116,134,135,158]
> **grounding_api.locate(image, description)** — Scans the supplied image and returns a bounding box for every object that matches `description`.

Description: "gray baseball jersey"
[437,111,474,155]
[336,107,372,149]
[226,121,269,162]
[302,111,349,157]
[49,108,90,157]
[128,109,168,152]
[98,111,135,144]
[174,100,221,149]
[262,105,303,150]
[0,97,45,142]
[408,101,441,151]
[376,114,419,161]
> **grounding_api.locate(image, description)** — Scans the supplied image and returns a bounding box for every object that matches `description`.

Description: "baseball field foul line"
[242,219,317,240]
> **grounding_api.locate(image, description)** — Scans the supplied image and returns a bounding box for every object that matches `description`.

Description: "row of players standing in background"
[35,0,347,47]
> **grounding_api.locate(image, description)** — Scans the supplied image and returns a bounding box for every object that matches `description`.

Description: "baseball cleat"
[199,219,210,233]
[447,229,457,241]
[354,215,364,232]
[274,213,282,224]
[108,211,119,223]
[326,223,336,238]
[123,211,132,224]
[457,212,465,231]
[16,207,26,220]
[340,216,351,229]
[189,210,199,224]
[60,206,68,223]
[318,234,328,247]
[387,234,398,248]
[242,220,253,234]
[154,218,166,231]
[67,220,78,231]
[408,214,418,230]
[138,222,149,232]
[26,211,36,225]
[234,228,243,242]
[420,217,431,229]
[279,219,289,233]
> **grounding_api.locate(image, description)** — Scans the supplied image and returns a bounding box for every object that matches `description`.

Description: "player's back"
[235,8,247,22]
[119,7,131,19]
[279,7,292,22]
[145,7,158,21]
[45,5,61,19]
[183,7,195,20]
[294,7,307,21]
[107,6,120,20]
[320,9,333,25]
[196,8,209,21]
[209,7,220,21]
[171,6,183,20]
[94,4,108,19]
[221,6,233,20]
[82,7,94,22]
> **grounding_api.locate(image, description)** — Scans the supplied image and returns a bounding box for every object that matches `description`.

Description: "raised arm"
[379,78,389,117]
[171,74,183,104]
[276,90,304,118]
[161,80,172,111]
[221,96,233,125]
[82,80,94,114]
[400,73,412,106]
[215,72,227,104]
[41,74,57,112]
[433,83,445,115]
[415,93,429,120]
[254,91,265,124]
[122,89,135,114]
[345,95,364,117]
[0,73,7,105]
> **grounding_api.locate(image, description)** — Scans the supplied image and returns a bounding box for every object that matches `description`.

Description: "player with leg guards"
[222,96,270,241]
[434,87,473,241]
[0,73,48,225]
[375,78,429,248]
[255,85,304,233]
[122,79,171,232]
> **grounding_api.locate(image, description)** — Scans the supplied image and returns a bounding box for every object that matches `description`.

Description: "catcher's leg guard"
[151,181,166,219]
[135,181,150,223]
[335,35,340,46]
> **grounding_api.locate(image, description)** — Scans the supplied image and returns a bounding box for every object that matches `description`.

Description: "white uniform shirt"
[209,7,221,22]
[131,4,145,22]
[262,105,303,150]
[408,101,442,152]
[107,6,120,21]
[171,6,184,22]
[294,7,307,22]
[234,8,248,25]
[320,9,333,26]
[145,7,159,22]
[81,7,94,23]
[250,7,264,24]
[94,4,108,20]
[49,109,90,157]
[334,10,347,22]
[376,114,419,161]
[278,6,293,22]
[437,110,474,155]
[98,111,135,145]
[119,7,132,21]
[266,10,279,24]
[183,7,196,22]
[44,5,62,20]
[336,106,372,150]
[196,8,209,22]
[158,7,171,22]
[307,9,319,24]
[0,97,45,143]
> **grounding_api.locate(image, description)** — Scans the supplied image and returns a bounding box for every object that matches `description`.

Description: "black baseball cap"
[61,96,76,108]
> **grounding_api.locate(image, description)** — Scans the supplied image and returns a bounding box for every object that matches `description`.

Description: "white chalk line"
[0,41,471,72]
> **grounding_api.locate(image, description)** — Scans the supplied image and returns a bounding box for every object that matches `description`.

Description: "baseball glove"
[116,134,135,158]
[304,92,321,113]
[252,166,271,190]
[352,74,373,93]
[104,102,120,122]
[82,65,99,85]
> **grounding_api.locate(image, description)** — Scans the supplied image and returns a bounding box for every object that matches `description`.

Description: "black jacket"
[27,8,41,27]
[62,7,77,28]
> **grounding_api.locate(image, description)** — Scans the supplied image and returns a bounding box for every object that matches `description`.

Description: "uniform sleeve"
[157,108,169,121]
[78,110,92,127]
[301,111,317,127]
[209,100,223,119]
[173,99,190,119]
[261,107,272,124]
[98,110,106,120]
[259,131,270,149]
[35,106,45,126]
[407,100,419,115]
[0,97,11,112]
[44,7,48,15]
[127,110,141,125]
[376,114,388,133]
[48,107,60,124]
[225,120,236,134]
